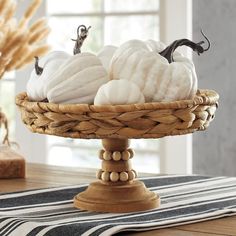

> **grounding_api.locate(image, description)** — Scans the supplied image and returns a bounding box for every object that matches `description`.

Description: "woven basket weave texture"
[15,90,219,139]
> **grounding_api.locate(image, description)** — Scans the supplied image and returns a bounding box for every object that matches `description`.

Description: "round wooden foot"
[74,180,160,213]
[73,138,161,213]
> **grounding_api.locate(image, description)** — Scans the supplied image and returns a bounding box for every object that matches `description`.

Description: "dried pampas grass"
[0,0,50,78]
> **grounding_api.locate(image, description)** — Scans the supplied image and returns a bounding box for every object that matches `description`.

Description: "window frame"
[159,0,193,174]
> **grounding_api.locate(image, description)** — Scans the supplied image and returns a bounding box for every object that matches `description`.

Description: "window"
[46,0,161,173]
[46,0,159,53]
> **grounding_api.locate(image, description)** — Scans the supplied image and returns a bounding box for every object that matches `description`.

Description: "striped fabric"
[0,175,236,236]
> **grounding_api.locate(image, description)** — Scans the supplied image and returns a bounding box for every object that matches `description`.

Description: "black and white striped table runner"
[0,175,236,236]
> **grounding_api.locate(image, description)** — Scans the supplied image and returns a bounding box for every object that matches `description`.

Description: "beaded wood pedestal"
[73,138,160,213]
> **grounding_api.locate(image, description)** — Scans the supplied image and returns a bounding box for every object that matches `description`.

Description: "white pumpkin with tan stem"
[94,80,145,105]
[46,25,108,104]
[110,31,210,102]
[26,51,70,101]
[27,25,108,104]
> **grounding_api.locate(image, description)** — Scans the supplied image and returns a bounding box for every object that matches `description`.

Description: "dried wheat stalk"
[0,108,9,145]
[0,0,50,143]
[0,0,50,78]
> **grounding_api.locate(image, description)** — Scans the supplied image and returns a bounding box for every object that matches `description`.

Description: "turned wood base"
[73,138,160,213]
[74,180,160,213]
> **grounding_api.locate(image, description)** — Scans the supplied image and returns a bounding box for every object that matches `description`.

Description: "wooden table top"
[0,163,235,236]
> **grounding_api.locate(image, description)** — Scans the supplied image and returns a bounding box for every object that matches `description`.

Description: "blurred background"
[0,0,234,176]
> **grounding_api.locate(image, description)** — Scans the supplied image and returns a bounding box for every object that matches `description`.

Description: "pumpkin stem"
[34,56,43,75]
[72,25,91,55]
[159,30,211,63]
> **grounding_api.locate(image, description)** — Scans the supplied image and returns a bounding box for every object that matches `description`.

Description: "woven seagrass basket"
[16,89,219,139]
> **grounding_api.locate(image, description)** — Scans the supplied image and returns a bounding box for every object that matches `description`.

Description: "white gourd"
[27,25,109,105]
[94,80,145,105]
[109,40,196,102]
[109,34,209,102]
[46,52,108,104]
[147,40,198,102]
[26,51,70,101]
[97,45,117,72]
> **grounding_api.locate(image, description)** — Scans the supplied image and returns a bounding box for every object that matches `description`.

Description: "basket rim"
[15,89,219,114]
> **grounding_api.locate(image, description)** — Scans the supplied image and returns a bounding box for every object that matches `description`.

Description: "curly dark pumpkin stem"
[34,56,43,75]
[159,30,211,63]
[72,25,91,55]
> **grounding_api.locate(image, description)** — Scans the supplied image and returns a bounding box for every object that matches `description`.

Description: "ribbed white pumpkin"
[110,39,198,102]
[26,51,70,101]
[94,80,145,105]
[97,45,117,72]
[46,52,108,104]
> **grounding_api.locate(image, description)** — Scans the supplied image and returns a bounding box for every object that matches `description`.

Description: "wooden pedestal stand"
[16,90,219,213]
[74,138,160,213]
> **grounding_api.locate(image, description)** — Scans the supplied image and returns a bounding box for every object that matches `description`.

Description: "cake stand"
[16,89,219,213]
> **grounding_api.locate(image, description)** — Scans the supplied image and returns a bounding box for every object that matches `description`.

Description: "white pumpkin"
[97,45,117,72]
[26,51,70,101]
[46,52,108,104]
[27,25,109,104]
[94,80,145,105]
[110,34,209,102]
